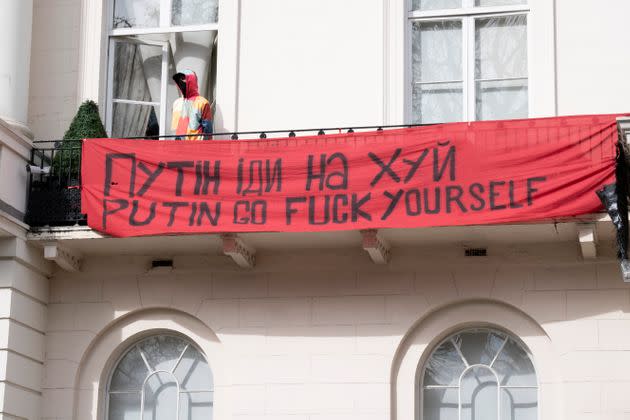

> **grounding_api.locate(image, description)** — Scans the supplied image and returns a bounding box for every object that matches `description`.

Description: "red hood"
[176,70,200,99]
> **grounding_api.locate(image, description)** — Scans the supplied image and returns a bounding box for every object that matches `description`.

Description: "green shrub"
[53,100,107,181]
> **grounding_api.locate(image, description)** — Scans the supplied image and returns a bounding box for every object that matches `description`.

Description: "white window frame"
[105,0,219,137]
[419,327,538,420]
[104,334,214,420]
[407,1,530,123]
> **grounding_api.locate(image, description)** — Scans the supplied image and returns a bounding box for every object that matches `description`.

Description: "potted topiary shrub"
[28,100,108,226]
[53,100,108,184]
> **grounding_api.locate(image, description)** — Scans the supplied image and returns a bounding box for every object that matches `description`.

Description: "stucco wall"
[0,237,51,420]
[555,0,630,115]
[236,0,384,131]
[28,0,81,140]
[26,0,630,139]
[42,242,630,420]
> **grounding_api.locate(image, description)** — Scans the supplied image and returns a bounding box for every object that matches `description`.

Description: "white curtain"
[475,15,528,120]
[412,20,463,124]
[112,43,155,137]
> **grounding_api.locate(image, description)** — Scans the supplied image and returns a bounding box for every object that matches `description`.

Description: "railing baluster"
[67,143,73,186]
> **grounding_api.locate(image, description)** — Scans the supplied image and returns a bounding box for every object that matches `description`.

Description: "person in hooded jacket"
[171,69,213,140]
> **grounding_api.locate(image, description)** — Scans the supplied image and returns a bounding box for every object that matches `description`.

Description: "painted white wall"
[43,244,630,420]
[0,147,27,214]
[28,0,81,140]
[555,0,630,115]
[237,0,383,131]
[526,0,557,118]
[27,0,630,140]
[16,2,630,418]
[0,0,33,137]
[0,238,51,420]
[0,120,34,216]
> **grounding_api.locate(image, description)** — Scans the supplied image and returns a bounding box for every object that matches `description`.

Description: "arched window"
[107,335,213,420]
[421,328,537,420]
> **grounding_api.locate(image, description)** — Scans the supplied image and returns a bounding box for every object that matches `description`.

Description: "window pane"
[501,388,537,420]
[412,21,462,83]
[423,388,458,420]
[139,336,188,372]
[172,0,218,25]
[112,103,160,138]
[452,331,505,366]
[461,366,498,420]
[424,340,467,386]
[413,83,462,124]
[475,15,528,80]
[110,347,149,392]
[143,373,178,420]
[476,0,526,6]
[109,393,141,420]
[113,42,162,102]
[113,0,160,29]
[493,336,537,386]
[476,79,528,120]
[412,0,462,11]
[174,346,214,391]
[180,392,214,420]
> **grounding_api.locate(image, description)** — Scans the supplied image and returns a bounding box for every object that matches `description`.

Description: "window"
[107,335,214,420]
[421,328,537,420]
[409,0,529,124]
[106,0,218,137]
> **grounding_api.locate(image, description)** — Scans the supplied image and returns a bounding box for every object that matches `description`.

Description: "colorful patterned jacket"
[171,70,212,140]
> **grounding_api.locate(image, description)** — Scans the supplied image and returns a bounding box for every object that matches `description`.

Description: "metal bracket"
[43,242,82,272]
[360,229,391,264]
[221,233,256,269]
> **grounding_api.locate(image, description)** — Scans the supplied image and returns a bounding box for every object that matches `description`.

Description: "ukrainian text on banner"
[81,114,620,237]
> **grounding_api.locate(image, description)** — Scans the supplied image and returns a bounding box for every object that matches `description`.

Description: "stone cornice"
[0,118,33,160]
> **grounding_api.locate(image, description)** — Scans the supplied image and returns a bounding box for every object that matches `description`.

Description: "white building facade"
[1,0,630,419]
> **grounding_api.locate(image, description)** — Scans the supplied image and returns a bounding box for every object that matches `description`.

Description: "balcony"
[23,116,630,273]
[25,125,416,228]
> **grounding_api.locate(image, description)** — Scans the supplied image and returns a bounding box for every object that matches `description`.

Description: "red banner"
[81,114,621,237]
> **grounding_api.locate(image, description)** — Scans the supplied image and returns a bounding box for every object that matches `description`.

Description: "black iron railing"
[26,124,433,227]
[26,140,84,226]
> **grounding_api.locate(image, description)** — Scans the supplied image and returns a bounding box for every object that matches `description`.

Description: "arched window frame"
[104,333,214,420]
[418,327,538,420]
[390,300,561,420]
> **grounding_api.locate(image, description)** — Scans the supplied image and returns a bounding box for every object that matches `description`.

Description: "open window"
[106,0,218,137]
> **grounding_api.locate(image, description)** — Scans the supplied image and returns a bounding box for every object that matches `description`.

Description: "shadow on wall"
[47,244,629,418]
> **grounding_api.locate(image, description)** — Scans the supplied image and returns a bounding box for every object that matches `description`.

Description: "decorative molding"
[0,118,33,159]
[27,226,107,241]
[0,209,29,240]
[361,229,391,264]
[43,242,82,272]
[221,233,255,269]
[577,223,598,260]
[0,198,25,222]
